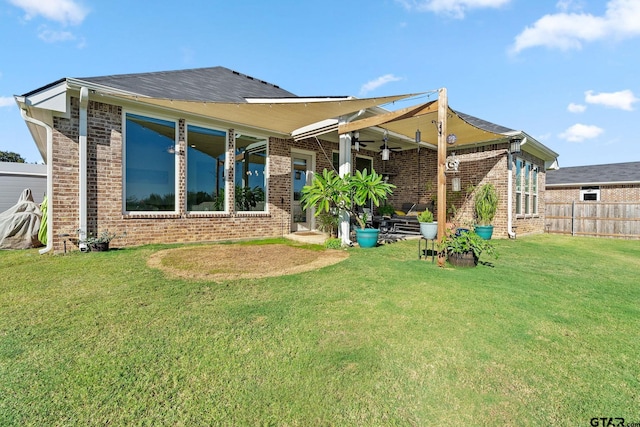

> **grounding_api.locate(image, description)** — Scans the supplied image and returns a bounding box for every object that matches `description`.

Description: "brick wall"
[50,98,294,253]
[382,143,549,238]
[546,184,640,203]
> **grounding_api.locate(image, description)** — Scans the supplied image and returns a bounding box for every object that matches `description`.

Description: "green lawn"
[1,235,639,426]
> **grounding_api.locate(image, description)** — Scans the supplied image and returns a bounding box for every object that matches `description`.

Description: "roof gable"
[547,161,640,185]
[75,66,297,102]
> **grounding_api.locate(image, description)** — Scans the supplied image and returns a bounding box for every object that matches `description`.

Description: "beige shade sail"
[339,99,508,147]
[108,93,421,136]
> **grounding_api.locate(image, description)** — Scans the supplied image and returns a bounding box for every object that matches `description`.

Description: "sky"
[1,0,639,168]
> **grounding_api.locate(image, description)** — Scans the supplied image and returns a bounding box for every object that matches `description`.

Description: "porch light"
[447,133,457,145]
[510,137,522,154]
[382,148,390,161]
[415,129,421,143]
[352,131,360,151]
[452,177,461,192]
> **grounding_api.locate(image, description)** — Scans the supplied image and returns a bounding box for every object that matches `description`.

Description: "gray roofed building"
[25,66,297,103]
[546,161,640,186]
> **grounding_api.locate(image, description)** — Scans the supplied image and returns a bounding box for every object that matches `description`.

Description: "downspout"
[507,150,516,239]
[20,109,54,254]
[78,87,89,250]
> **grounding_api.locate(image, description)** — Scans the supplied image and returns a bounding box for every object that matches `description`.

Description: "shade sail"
[339,100,508,147]
[109,93,421,135]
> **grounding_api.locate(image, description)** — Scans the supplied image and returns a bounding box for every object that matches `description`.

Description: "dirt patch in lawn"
[148,244,349,282]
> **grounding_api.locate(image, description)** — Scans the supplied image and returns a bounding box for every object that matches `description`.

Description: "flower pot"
[90,242,110,252]
[355,228,379,248]
[419,222,438,240]
[474,225,494,240]
[447,250,478,268]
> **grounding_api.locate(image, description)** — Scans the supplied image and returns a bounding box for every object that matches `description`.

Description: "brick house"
[546,162,640,203]
[15,66,559,253]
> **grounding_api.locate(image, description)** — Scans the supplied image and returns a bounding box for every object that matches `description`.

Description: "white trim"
[290,148,316,231]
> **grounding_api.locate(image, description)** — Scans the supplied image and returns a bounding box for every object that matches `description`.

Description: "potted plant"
[301,168,395,248]
[437,228,497,268]
[80,229,126,252]
[474,183,498,240]
[417,209,438,240]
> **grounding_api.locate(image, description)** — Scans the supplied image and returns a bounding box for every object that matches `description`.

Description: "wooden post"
[437,88,448,240]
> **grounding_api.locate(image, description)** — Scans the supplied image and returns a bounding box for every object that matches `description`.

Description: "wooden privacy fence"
[545,202,640,239]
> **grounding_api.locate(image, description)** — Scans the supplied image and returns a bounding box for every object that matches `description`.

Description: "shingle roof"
[75,66,297,102]
[455,111,514,134]
[546,161,640,185]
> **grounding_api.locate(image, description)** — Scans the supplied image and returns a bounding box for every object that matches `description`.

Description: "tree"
[0,151,26,163]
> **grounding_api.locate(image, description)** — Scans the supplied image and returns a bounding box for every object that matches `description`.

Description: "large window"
[515,158,539,216]
[186,125,227,211]
[124,113,177,212]
[235,134,267,211]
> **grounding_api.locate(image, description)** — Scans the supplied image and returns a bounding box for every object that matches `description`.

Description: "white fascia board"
[292,118,339,140]
[519,132,559,162]
[23,80,69,113]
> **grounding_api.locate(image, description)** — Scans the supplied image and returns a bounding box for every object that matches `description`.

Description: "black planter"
[90,242,110,252]
[447,250,478,268]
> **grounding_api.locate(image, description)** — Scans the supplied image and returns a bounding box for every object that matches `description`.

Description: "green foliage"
[437,229,497,259]
[474,183,498,225]
[417,209,434,223]
[324,237,342,249]
[300,168,395,229]
[235,185,265,211]
[0,150,26,163]
[377,203,395,217]
[316,211,340,237]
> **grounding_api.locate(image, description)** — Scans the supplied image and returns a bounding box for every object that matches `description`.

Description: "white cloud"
[0,96,16,108]
[567,103,586,113]
[395,0,510,19]
[360,74,403,96]
[559,123,604,142]
[585,89,638,111]
[8,0,88,25]
[511,0,640,53]
[38,27,76,43]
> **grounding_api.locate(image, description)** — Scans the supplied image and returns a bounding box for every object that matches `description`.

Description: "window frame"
[122,110,179,215]
[234,132,269,213]
[185,122,229,214]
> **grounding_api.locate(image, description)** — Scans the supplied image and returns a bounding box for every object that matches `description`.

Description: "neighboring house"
[14,66,559,253]
[545,162,640,239]
[0,161,46,212]
[546,161,640,202]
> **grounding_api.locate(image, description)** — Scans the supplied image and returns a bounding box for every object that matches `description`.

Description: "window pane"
[332,152,339,172]
[524,163,531,192]
[515,159,522,191]
[525,194,530,214]
[532,195,538,214]
[187,125,226,211]
[125,113,176,211]
[516,192,522,215]
[355,156,372,173]
[235,135,267,211]
[532,166,538,193]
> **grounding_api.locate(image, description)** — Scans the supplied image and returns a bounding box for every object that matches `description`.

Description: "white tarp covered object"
[0,188,43,249]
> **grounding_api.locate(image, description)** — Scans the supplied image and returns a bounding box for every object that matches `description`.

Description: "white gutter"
[506,147,518,239]
[20,108,54,254]
[78,87,89,250]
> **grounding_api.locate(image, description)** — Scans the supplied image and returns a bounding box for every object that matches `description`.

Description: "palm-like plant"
[300,168,395,229]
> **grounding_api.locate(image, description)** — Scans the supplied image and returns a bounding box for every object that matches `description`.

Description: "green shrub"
[324,237,343,249]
